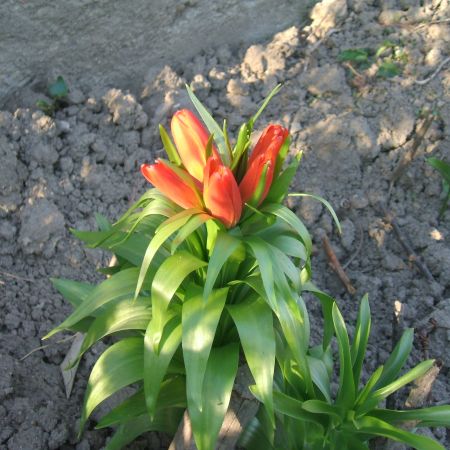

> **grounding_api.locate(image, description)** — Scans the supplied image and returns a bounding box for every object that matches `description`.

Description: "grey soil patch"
[1,1,450,448]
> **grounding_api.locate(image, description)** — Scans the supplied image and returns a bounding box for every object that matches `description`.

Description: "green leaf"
[223,119,232,157]
[51,278,94,308]
[338,49,369,64]
[377,61,401,78]
[269,243,301,291]
[159,124,182,165]
[186,84,230,165]
[94,212,111,231]
[270,234,307,261]
[150,251,206,348]
[249,83,282,128]
[351,294,371,389]
[288,192,341,233]
[427,157,450,185]
[268,390,325,428]
[372,360,435,401]
[69,297,151,367]
[190,343,239,450]
[171,212,211,254]
[370,405,450,428]
[144,315,182,417]
[374,328,413,389]
[97,377,186,429]
[265,153,302,204]
[104,410,183,450]
[302,282,335,350]
[182,286,228,409]
[36,100,54,115]
[72,228,164,267]
[262,204,312,255]
[332,303,355,411]
[274,282,313,396]
[79,337,143,432]
[307,356,332,403]
[245,236,276,309]
[232,123,251,170]
[135,210,195,298]
[48,76,69,98]
[302,399,342,422]
[45,268,147,339]
[354,416,445,450]
[375,40,396,59]
[204,231,241,300]
[228,297,276,424]
[355,365,384,408]
[238,413,276,450]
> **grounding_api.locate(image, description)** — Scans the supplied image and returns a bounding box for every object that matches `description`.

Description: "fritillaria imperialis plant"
[45,85,450,450]
[240,295,450,450]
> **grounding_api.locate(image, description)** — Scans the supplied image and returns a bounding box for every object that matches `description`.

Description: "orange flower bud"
[203,157,242,228]
[141,160,203,210]
[171,109,219,183]
[239,124,289,205]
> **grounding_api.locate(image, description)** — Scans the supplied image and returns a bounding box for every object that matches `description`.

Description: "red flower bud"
[171,109,219,183]
[203,157,242,228]
[141,160,203,210]
[239,124,289,205]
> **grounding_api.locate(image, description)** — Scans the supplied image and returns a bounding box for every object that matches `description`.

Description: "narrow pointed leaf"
[80,337,143,432]
[45,268,147,339]
[51,278,94,308]
[159,124,182,165]
[104,409,183,450]
[246,236,276,310]
[289,192,341,233]
[370,405,450,427]
[97,377,186,429]
[265,152,302,204]
[144,315,182,416]
[351,294,371,389]
[249,83,282,127]
[262,204,312,254]
[150,251,206,347]
[374,328,414,389]
[69,297,151,366]
[373,360,435,401]
[186,84,229,165]
[204,231,241,300]
[302,400,342,422]
[267,390,325,428]
[228,297,275,424]
[354,416,445,450]
[307,356,332,402]
[355,365,384,408]
[182,286,228,409]
[190,343,239,450]
[332,303,355,411]
[135,211,195,298]
[303,282,335,349]
[171,213,211,254]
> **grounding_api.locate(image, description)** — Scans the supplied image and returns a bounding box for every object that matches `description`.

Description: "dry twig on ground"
[322,235,356,295]
[414,55,450,86]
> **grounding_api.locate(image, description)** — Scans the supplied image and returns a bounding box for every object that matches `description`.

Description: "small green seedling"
[376,61,402,78]
[338,40,406,80]
[36,76,69,116]
[338,49,370,65]
[427,157,450,218]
